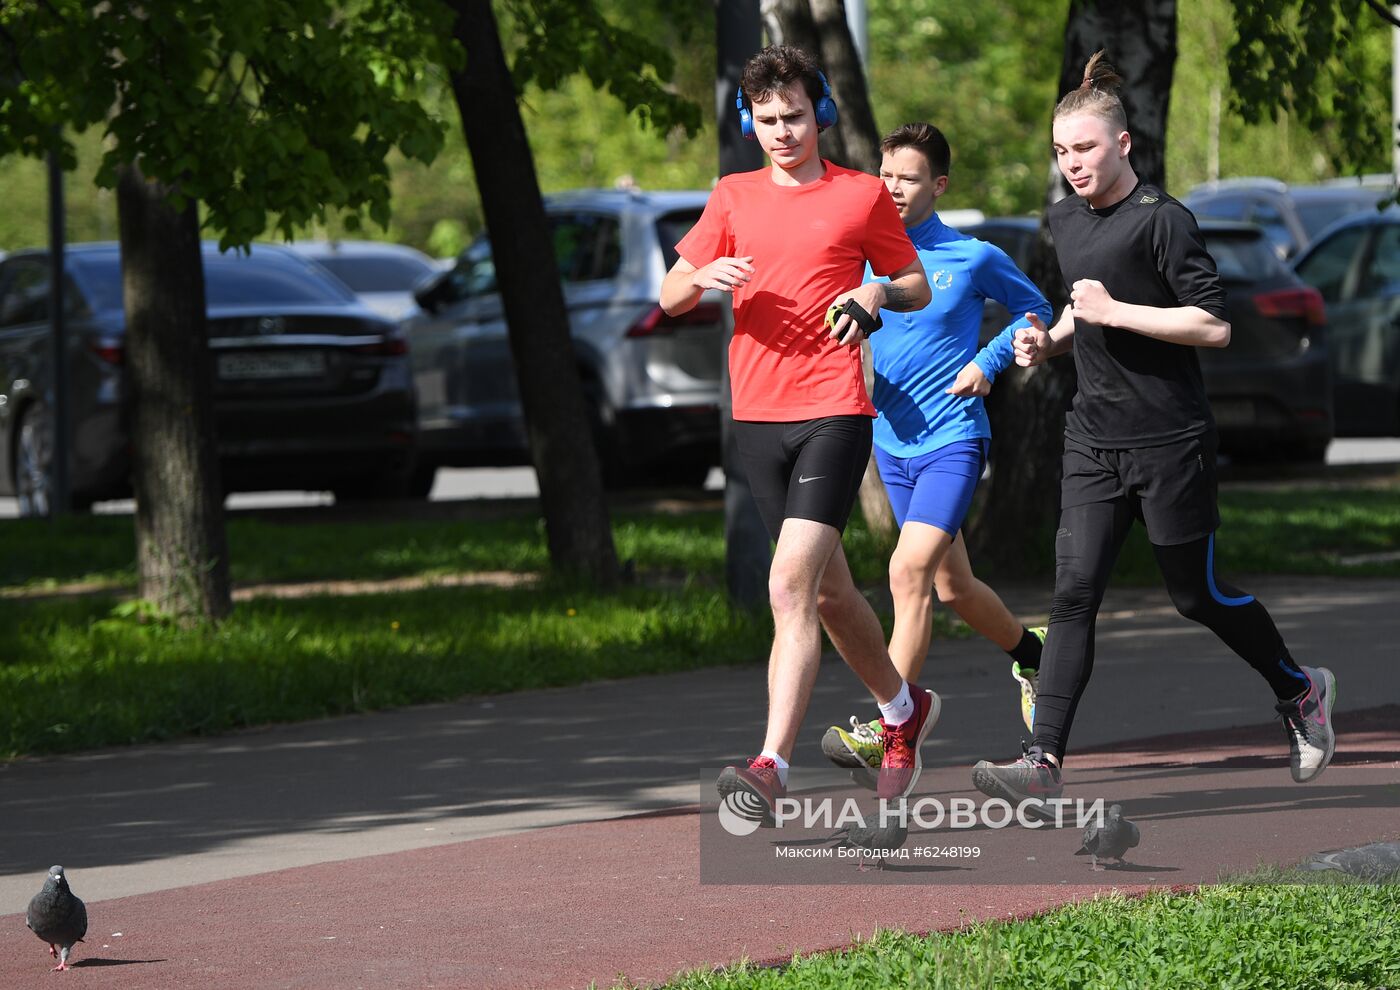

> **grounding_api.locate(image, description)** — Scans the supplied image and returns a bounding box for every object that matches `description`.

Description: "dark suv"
[958,216,1332,462]
[404,189,724,487]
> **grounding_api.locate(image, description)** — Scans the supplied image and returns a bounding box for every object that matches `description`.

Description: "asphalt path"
[3,575,1397,916]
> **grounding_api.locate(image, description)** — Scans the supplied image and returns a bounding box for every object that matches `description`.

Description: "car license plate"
[217,351,326,381]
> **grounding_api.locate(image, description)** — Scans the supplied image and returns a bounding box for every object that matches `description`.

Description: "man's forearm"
[881,273,930,312]
[1046,305,1076,357]
[1109,302,1230,348]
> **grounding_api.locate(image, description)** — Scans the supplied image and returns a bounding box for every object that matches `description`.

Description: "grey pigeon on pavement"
[828,813,909,872]
[26,865,88,971]
[1075,804,1140,870]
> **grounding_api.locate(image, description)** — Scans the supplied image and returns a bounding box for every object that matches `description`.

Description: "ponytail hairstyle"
[1053,50,1127,132]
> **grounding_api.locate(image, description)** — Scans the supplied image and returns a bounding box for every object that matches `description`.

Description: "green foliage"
[1,2,1393,254]
[0,0,454,249]
[865,0,1064,217]
[1227,0,1392,177]
[650,885,1400,989]
[499,0,704,138]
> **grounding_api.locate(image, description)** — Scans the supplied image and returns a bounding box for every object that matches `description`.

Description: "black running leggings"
[1031,501,1308,761]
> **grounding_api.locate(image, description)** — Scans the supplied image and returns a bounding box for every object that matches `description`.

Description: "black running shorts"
[1060,431,1221,546]
[732,415,872,541]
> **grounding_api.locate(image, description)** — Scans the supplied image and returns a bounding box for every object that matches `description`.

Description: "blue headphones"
[737,71,839,140]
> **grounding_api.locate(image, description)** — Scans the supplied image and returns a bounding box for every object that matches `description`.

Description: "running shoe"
[1276,665,1337,783]
[821,716,883,769]
[971,742,1063,804]
[877,686,940,800]
[1010,626,1046,732]
[1012,660,1039,734]
[716,756,786,827]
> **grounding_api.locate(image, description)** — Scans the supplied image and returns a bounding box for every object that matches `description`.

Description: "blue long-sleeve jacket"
[867,212,1051,458]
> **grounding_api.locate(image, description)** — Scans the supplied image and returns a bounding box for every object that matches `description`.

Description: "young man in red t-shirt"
[660,45,933,819]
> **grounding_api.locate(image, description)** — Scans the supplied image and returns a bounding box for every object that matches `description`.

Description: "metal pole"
[716,0,769,609]
[47,147,71,517]
[1393,5,1399,181]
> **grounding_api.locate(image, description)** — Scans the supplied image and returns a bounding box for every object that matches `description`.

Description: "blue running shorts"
[875,438,987,534]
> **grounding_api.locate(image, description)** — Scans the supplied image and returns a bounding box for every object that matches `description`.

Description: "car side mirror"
[413,271,461,315]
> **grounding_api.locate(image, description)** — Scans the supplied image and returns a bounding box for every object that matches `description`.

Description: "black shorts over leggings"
[733,415,871,541]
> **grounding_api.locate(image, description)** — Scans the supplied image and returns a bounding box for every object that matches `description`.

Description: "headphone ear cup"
[813,71,839,131]
[736,88,756,140]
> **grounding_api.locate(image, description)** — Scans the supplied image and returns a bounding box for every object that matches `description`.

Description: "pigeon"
[1075,804,1140,870]
[828,814,909,872]
[1304,841,1400,882]
[26,865,87,971]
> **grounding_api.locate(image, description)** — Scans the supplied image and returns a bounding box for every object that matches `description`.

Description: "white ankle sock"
[878,681,914,726]
[759,750,789,786]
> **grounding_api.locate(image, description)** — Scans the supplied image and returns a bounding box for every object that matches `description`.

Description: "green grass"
[641,881,1400,990]
[1106,486,1400,584]
[5,485,1396,596]
[1,482,1396,759]
[0,582,774,757]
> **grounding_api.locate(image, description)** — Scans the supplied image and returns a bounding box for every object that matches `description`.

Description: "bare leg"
[762,519,900,760]
[934,534,1026,652]
[817,543,904,699]
[885,521,956,683]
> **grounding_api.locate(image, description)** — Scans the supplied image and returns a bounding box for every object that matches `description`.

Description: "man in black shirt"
[972,52,1337,806]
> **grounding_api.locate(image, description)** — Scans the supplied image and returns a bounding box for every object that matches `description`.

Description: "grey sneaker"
[971,742,1063,804]
[1276,665,1337,783]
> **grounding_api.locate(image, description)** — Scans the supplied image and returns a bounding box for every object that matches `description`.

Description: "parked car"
[958,216,1332,461]
[1292,208,1400,435]
[284,240,440,321]
[0,242,419,515]
[404,189,724,487]
[1182,176,1391,260]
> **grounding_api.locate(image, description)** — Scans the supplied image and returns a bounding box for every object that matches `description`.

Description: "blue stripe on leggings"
[1206,532,1254,606]
[1278,659,1309,683]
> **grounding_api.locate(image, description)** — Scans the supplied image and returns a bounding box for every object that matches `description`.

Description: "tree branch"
[1361,0,1400,28]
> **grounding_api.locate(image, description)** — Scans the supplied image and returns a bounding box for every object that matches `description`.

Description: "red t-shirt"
[676,162,915,421]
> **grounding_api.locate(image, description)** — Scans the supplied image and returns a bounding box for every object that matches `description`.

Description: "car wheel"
[404,461,437,499]
[1283,438,1330,464]
[332,454,434,503]
[639,457,711,489]
[13,401,53,518]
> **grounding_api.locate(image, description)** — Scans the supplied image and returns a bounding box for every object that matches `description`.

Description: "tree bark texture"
[970,0,1177,573]
[446,0,620,588]
[762,0,897,541]
[115,164,231,624]
[717,0,772,610]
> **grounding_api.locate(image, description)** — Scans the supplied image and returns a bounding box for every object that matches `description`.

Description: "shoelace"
[882,722,912,766]
[747,756,781,780]
[1276,701,1310,743]
[849,716,882,744]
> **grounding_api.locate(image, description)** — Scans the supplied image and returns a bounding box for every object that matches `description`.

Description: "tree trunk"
[445,0,620,588]
[763,0,897,541]
[809,0,881,174]
[717,0,772,610]
[115,164,231,624]
[969,0,1177,573]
